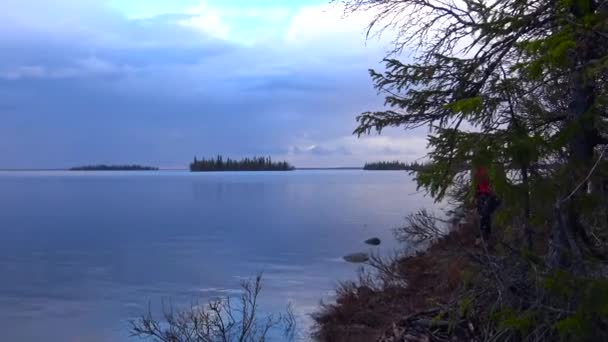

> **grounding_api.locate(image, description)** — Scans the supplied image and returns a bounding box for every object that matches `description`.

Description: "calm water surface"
[0,170,436,341]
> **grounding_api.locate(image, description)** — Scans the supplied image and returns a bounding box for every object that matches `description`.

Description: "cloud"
[0,57,133,80]
[178,1,293,44]
[380,147,403,155]
[0,0,412,168]
[177,8,231,40]
[286,4,371,43]
[291,145,353,156]
[279,129,429,167]
[0,66,47,81]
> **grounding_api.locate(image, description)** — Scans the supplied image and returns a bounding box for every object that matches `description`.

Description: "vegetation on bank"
[70,164,158,171]
[190,156,294,172]
[314,0,608,341]
[363,161,426,171]
[316,205,608,342]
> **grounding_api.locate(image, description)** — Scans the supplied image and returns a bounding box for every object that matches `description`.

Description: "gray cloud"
[292,145,352,156]
[0,1,412,168]
[380,147,402,155]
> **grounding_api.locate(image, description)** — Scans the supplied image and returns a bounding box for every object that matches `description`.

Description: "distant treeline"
[190,156,294,172]
[363,161,426,171]
[70,164,158,171]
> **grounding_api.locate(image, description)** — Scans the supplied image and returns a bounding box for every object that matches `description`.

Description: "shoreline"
[312,212,482,342]
[0,168,371,172]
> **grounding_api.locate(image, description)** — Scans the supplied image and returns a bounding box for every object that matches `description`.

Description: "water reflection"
[0,170,435,341]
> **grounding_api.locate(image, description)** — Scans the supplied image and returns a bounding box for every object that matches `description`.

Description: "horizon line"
[0,167,365,171]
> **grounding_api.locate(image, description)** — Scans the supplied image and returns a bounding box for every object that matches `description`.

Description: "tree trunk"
[548,202,583,270]
[548,69,595,269]
[521,165,533,250]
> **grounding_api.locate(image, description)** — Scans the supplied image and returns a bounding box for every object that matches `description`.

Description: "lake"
[0,170,436,341]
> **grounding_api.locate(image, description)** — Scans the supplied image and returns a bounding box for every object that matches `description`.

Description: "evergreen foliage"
[329,0,608,340]
[190,155,294,172]
[363,160,426,171]
[343,0,608,267]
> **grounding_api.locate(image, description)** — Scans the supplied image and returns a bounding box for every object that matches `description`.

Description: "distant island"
[190,156,294,172]
[363,161,426,171]
[70,164,159,171]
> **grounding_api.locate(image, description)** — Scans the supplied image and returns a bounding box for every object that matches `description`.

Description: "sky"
[0,0,428,168]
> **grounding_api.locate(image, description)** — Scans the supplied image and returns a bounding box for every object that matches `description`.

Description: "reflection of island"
[363,161,426,171]
[190,156,294,172]
[70,165,159,171]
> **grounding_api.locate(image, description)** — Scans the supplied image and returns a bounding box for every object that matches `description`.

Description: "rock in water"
[448,207,465,219]
[343,252,370,263]
[364,237,381,246]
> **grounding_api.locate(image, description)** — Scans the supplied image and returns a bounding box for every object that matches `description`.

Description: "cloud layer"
[0,0,426,168]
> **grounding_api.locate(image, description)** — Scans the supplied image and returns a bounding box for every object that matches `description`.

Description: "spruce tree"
[342,0,608,266]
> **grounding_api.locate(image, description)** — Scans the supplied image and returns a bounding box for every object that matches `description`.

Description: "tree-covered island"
[190,156,294,171]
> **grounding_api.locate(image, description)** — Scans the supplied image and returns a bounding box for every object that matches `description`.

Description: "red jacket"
[474,167,491,196]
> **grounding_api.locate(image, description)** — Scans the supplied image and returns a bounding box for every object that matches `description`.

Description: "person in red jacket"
[474,166,500,240]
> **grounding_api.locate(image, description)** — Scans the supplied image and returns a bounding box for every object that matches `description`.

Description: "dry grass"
[313,215,480,341]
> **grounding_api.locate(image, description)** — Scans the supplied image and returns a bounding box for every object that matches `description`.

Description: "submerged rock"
[364,237,381,246]
[447,207,466,219]
[343,252,370,263]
